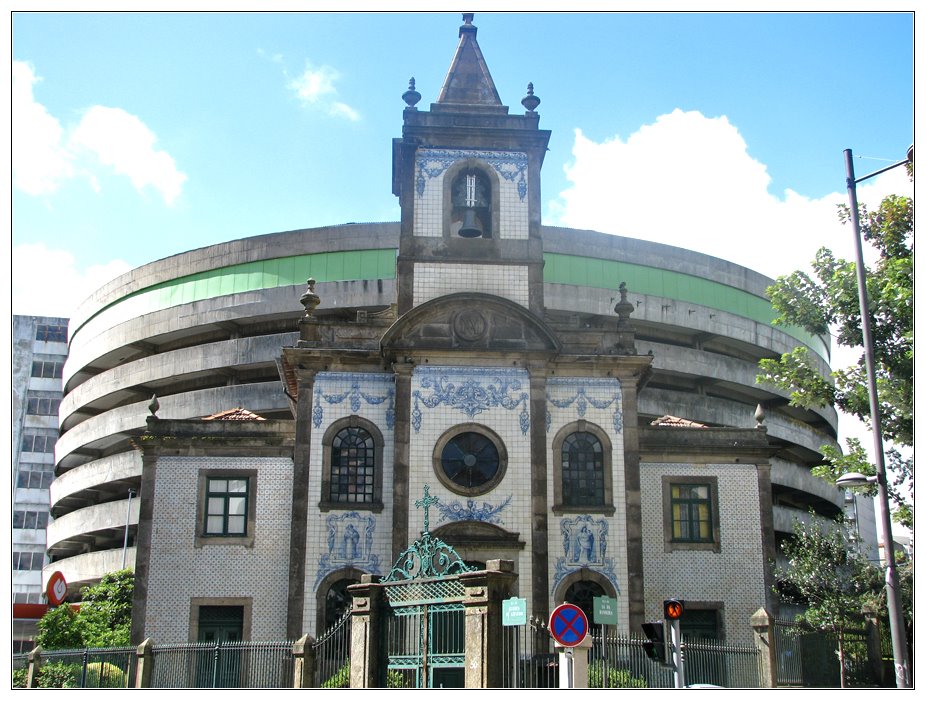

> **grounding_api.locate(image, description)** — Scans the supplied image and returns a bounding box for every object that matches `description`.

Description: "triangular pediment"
[381,293,560,355]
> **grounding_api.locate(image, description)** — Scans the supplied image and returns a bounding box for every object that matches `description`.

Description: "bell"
[458,208,483,238]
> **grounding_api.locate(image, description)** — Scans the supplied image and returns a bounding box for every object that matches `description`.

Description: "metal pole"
[669,619,684,688]
[121,489,134,569]
[844,149,910,688]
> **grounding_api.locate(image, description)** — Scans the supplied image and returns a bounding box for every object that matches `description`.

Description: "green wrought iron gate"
[383,597,466,688]
[379,486,474,688]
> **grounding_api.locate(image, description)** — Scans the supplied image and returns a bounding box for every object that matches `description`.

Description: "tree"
[774,516,882,688]
[35,569,134,650]
[757,173,913,527]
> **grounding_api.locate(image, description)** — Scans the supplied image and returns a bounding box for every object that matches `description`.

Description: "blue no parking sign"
[549,603,588,647]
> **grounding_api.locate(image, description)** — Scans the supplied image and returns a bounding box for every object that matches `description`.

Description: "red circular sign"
[549,603,588,647]
[46,571,68,606]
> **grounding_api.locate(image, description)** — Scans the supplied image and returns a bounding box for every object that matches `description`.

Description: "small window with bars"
[561,431,605,507]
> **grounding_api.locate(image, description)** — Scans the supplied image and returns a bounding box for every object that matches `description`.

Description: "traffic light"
[641,622,666,664]
[663,598,685,621]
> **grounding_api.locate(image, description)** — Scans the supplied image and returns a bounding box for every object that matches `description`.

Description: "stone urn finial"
[521,82,540,112]
[300,278,320,317]
[148,394,160,418]
[754,403,766,429]
[403,77,421,109]
[614,281,635,322]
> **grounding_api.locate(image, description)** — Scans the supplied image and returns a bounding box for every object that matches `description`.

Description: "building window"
[13,551,45,571]
[195,471,257,547]
[17,464,54,490]
[330,427,375,503]
[35,325,67,343]
[26,396,61,416]
[662,476,721,552]
[320,417,384,512]
[13,510,49,530]
[205,478,249,535]
[432,424,507,496]
[31,360,64,379]
[21,433,56,453]
[552,422,614,515]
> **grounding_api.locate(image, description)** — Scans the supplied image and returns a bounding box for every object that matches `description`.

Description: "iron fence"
[683,638,761,688]
[148,640,294,688]
[314,612,351,688]
[774,618,877,688]
[589,626,674,688]
[15,646,137,688]
[501,616,558,688]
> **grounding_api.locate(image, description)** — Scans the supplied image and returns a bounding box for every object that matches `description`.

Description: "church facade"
[129,15,783,647]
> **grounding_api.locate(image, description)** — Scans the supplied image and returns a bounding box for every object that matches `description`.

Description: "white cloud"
[12,60,187,205]
[69,106,187,205]
[12,243,132,319]
[288,62,361,121]
[549,109,914,454]
[549,109,911,280]
[12,61,75,195]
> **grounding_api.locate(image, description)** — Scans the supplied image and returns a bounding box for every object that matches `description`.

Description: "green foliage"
[35,569,135,650]
[12,667,28,688]
[21,661,82,689]
[774,516,881,632]
[321,663,349,688]
[588,661,647,688]
[85,661,128,688]
[321,663,404,689]
[757,180,913,524]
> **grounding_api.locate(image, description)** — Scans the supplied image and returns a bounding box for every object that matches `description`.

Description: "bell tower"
[392,13,551,317]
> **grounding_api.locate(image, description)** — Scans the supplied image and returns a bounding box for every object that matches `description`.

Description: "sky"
[7,10,917,475]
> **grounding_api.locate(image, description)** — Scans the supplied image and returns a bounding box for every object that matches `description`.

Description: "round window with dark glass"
[440,431,501,492]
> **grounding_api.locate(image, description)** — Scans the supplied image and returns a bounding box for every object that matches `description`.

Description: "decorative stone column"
[348,575,387,688]
[134,638,153,688]
[460,560,518,688]
[750,607,777,688]
[291,634,316,688]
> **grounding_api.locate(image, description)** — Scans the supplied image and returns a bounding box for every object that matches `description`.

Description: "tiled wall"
[304,372,396,635]
[413,262,529,307]
[145,455,293,642]
[409,365,534,605]
[639,462,767,644]
[546,377,629,625]
[413,148,529,240]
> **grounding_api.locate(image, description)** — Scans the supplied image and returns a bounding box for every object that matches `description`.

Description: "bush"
[85,661,128,688]
[35,661,81,689]
[588,661,647,688]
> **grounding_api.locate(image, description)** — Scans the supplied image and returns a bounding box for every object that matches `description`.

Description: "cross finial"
[415,485,440,534]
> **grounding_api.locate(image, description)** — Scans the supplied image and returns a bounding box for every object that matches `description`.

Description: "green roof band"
[74,248,826,359]
[543,252,827,357]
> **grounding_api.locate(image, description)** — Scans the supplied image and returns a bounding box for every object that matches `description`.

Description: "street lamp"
[841,147,912,688]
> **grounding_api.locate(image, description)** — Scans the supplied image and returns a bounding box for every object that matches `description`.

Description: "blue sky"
[12,10,914,322]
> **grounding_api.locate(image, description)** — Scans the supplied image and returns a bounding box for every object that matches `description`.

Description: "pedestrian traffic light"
[641,622,666,664]
[663,598,685,621]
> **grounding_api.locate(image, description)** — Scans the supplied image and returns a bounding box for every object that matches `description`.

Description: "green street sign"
[594,595,618,625]
[503,597,528,626]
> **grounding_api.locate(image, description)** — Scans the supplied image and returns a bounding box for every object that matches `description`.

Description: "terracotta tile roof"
[202,407,265,421]
[650,415,708,428]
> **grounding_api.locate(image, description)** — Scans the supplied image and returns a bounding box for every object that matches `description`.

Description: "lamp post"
[840,147,911,688]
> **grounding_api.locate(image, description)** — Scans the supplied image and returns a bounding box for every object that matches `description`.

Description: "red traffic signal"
[663,598,685,620]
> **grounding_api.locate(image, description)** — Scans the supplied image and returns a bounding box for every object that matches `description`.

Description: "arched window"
[552,421,614,515]
[321,417,384,511]
[315,567,365,636]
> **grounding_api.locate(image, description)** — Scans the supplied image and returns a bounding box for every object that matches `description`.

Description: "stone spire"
[436,12,504,108]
